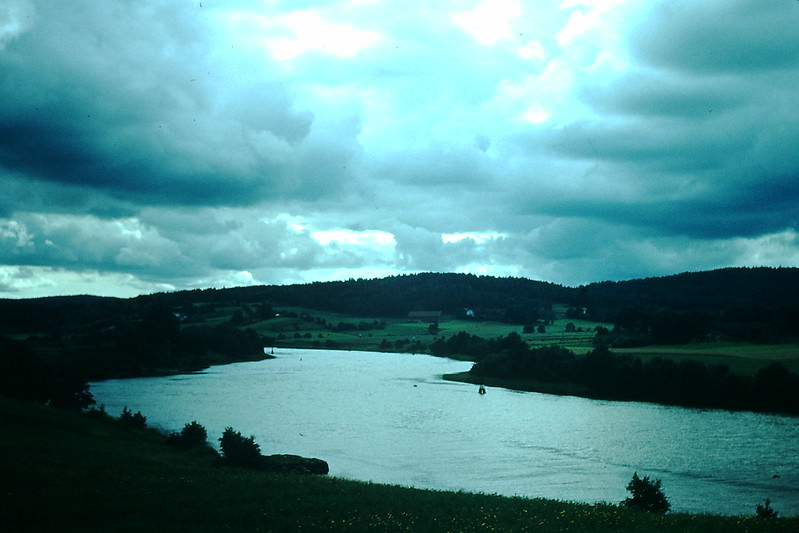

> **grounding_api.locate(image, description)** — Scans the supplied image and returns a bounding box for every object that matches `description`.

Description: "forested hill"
[1,267,799,336]
[232,273,572,322]
[581,267,799,314]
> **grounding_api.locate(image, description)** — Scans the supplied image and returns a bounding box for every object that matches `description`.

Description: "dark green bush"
[219,427,261,467]
[168,421,208,449]
[85,403,110,420]
[119,406,147,429]
[622,472,670,514]
[756,498,779,519]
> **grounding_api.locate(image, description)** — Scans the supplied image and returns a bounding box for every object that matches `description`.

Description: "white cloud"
[441,232,506,244]
[731,230,799,267]
[223,6,383,61]
[516,40,546,61]
[269,10,383,60]
[312,228,395,247]
[0,219,34,249]
[452,0,523,46]
[523,105,551,124]
[0,266,175,298]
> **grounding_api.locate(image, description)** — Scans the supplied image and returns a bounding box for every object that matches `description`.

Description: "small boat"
[478,384,486,395]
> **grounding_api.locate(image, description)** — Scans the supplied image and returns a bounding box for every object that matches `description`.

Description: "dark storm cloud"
[2,0,799,297]
[0,1,325,211]
[630,0,799,74]
[548,118,751,172]
[0,112,276,206]
[585,72,747,119]
[535,0,799,245]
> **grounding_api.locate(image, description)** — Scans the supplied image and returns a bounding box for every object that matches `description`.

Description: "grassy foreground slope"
[1,397,796,532]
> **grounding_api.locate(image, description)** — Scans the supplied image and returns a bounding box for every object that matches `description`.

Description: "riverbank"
[4,396,798,532]
[443,370,596,398]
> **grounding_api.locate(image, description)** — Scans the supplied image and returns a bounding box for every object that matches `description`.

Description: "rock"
[259,454,329,475]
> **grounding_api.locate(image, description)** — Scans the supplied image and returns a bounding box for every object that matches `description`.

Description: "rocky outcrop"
[259,454,329,475]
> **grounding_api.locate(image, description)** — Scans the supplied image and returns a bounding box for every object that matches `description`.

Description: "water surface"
[90,349,799,516]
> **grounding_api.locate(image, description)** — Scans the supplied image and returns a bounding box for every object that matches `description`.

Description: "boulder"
[259,454,329,475]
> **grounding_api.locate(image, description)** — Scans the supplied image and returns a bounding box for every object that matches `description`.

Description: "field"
[614,343,799,376]
[2,396,796,532]
[237,306,606,355]
[231,304,799,377]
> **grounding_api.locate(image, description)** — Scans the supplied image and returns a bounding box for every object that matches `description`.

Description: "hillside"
[3,268,798,349]
[2,396,797,532]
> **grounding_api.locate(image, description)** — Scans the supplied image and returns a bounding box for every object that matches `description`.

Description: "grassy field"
[240,305,799,376]
[2,396,796,532]
[614,343,799,376]
[244,307,606,356]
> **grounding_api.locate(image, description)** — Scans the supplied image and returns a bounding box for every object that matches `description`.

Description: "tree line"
[3,268,799,344]
[0,304,267,409]
[460,333,799,415]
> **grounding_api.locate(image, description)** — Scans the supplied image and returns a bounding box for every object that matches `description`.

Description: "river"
[89,348,799,516]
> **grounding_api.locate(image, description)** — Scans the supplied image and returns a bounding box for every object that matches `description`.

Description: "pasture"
[615,343,799,376]
[195,303,799,377]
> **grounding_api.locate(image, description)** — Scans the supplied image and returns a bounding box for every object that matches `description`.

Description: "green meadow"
[237,305,799,376]
[244,306,606,354]
[2,396,796,532]
[614,343,799,377]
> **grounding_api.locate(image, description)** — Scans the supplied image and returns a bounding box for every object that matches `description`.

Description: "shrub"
[168,421,208,449]
[219,427,262,467]
[622,472,670,514]
[119,406,147,429]
[756,498,779,519]
[85,403,110,420]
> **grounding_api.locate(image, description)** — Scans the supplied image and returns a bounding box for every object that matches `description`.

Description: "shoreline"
[442,371,596,398]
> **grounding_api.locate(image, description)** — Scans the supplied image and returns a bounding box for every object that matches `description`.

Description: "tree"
[0,337,94,409]
[141,305,180,342]
[219,427,262,467]
[119,406,147,429]
[168,421,208,449]
[47,377,96,410]
[622,472,670,514]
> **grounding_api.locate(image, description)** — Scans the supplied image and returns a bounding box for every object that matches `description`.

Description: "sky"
[1,0,799,298]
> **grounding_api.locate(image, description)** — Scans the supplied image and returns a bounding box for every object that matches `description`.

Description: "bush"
[119,406,147,429]
[756,498,779,519]
[622,472,670,514]
[85,403,110,420]
[219,427,262,467]
[168,421,208,449]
